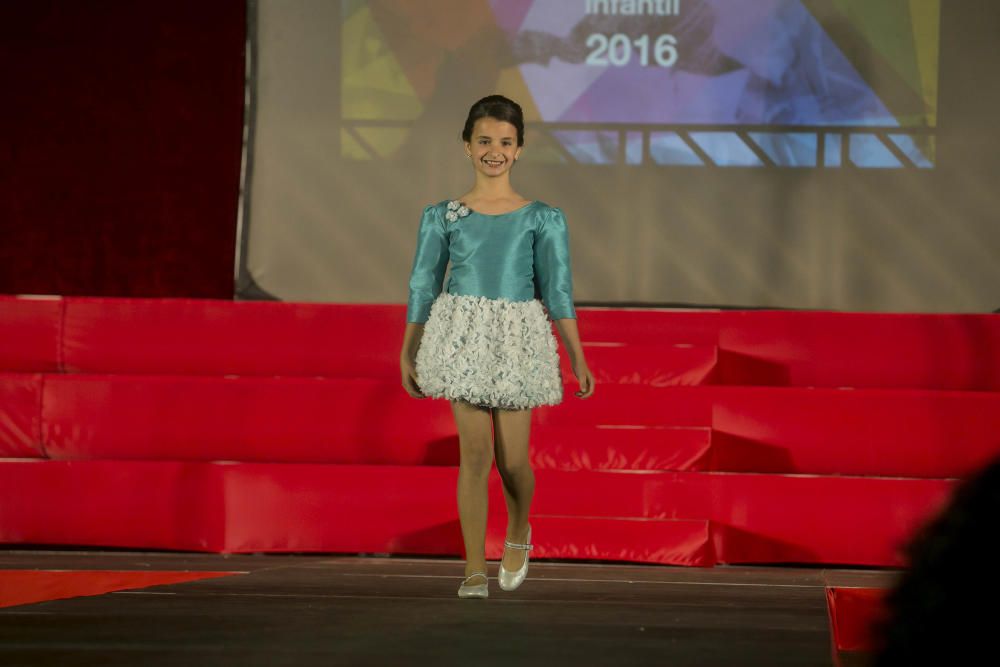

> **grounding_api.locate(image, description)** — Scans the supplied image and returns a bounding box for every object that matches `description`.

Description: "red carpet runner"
[0,570,242,609]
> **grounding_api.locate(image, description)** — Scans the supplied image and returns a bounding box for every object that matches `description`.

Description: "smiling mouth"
[483,159,504,168]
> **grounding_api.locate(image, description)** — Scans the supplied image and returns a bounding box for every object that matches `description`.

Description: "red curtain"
[0,0,245,298]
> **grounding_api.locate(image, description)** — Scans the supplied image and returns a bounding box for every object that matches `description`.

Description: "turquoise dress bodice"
[406,199,576,323]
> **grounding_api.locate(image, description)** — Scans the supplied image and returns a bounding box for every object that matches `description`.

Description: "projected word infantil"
[585,0,680,15]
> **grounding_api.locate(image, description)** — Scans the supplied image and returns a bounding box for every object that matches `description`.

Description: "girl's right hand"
[400,357,426,399]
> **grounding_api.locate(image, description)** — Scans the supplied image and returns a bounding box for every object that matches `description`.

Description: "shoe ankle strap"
[503,539,533,551]
[462,572,487,583]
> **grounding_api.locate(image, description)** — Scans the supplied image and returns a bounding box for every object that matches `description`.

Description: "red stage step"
[0,373,42,457]
[3,373,995,478]
[531,424,712,471]
[0,296,61,373]
[522,516,713,567]
[1,296,997,568]
[826,587,887,652]
[559,342,718,386]
[582,308,1000,391]
[4,296,999,390]
[0,460,953,566]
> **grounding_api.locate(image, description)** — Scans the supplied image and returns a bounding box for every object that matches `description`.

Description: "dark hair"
[461,95,525,146]
[872,455,1000,664]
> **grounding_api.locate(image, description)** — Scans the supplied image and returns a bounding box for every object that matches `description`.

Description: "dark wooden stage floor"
[0,550,895,666]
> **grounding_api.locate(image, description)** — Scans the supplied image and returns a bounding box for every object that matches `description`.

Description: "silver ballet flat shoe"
[457,572,489,599]
[498,524,533,591]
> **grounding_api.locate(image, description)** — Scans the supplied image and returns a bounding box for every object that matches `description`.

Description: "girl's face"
[465,117,522,177]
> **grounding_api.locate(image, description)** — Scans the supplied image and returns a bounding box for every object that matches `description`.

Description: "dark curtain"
[0,0,245,298]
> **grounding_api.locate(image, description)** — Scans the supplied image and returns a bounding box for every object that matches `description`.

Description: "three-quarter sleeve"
[406,204,450,323]
[533,206,576,320]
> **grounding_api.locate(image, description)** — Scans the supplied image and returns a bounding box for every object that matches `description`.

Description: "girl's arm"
[401,204,447,399]
[554,318,594,399]
[400,322,426,398]
[553,318,583,362]
[534,206,593,399]
[400,322,424,362]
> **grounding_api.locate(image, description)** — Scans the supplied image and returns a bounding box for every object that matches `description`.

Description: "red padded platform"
[708,387,1000,477]
[61,298,405,378]
[531,425,712,471]
[560,342,718,386]
[0,296,62,373]
[0,297,996,567]
[37,374,457,464]
[0,374,44,458]
[582,309,1000,391]
[32,375,1000,478]
[826,587,887,652]
[0,460,226,551]
[1,296,991,391]
[0,460,953,566]
[705,474,952,565]
[519,517,714,567]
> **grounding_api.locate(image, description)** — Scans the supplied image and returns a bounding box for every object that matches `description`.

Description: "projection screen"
[238,0,1000,312]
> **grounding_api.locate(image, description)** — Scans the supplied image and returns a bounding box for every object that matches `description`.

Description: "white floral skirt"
[415,292,564,409]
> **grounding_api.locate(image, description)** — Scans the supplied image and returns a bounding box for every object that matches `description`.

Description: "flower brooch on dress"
[445,200,471,223]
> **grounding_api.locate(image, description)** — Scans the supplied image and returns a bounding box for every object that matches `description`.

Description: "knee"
[496,455,532,480]
[459,439,494,476]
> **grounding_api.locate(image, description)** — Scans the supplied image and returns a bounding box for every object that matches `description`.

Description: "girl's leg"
[450,399,495,578]
[491,406,534,572]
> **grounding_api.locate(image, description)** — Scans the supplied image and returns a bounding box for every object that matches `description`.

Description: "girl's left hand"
[572,359,595,399]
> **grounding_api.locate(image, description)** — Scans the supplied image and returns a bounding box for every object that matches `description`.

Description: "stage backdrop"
[240,0,1000,312]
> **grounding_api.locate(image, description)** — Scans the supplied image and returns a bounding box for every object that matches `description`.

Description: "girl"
[399,95,594,599]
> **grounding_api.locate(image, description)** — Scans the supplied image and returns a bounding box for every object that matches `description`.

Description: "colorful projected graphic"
[341,0,940,167]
